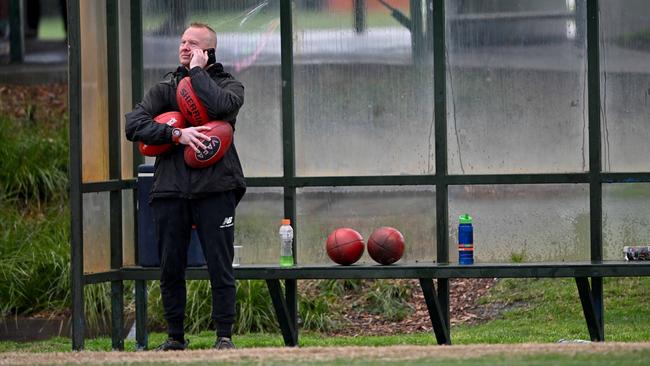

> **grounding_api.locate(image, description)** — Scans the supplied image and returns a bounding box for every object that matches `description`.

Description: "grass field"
[1,343,650,366]
[2,277,649,353]
[38,17,66,40]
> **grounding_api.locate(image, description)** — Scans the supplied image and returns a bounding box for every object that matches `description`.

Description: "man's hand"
[189,48,208,69]
[179,125,212,153]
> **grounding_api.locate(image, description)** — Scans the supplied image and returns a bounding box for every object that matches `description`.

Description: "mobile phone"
[204,48,216,65]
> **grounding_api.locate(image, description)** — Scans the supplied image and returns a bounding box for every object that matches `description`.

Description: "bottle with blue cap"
[458,214,474,265]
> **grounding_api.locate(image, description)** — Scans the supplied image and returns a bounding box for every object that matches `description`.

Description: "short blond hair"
[189,22,217,48]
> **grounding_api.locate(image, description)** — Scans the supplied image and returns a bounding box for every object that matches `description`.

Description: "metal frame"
[9,0,24,63]
[67,0,650,351]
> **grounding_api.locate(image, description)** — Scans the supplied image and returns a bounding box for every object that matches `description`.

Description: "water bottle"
[458,214,474,265]
[279,219,294,267]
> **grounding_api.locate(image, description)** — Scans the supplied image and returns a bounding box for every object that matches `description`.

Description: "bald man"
[126,23,245,351]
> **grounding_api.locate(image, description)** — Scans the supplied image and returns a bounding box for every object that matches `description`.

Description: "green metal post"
[432,0,450,338]
[280,0,298,346]
[131,0,144,173]
[426,0,433,51]
[106,0,124,350]
[410,0,425,61]
[587,0,604,340]
[9,0,24,63]
[353,0,366,33]
[130,0,147,350]
[67,0,84,351]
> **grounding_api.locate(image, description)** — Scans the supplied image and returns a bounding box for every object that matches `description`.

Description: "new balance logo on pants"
[220,216,234,228]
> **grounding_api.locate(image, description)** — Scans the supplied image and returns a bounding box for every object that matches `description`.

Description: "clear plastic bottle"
[279,219,294,267]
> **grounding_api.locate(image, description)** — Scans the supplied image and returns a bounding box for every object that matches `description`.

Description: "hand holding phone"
[205,48,216,66]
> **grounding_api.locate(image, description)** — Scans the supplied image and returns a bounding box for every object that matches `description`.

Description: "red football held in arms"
[367,227,405,265]
[138,111,186,156]
[176,76,210,126]
[183,121,233,169]
[326,228,365,266]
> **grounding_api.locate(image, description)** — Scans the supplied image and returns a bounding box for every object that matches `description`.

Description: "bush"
[0,203,69,316]
[0,116,68,204]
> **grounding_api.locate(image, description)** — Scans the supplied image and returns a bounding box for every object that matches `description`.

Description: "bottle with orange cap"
[279,219,294,267]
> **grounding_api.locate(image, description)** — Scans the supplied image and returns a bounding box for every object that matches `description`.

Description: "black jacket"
[125,63,246,203]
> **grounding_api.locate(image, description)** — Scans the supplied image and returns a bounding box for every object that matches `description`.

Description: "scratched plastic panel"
[80,0,109,183]
[445,0,588,174]
[297,186,436,265]
[119,1,134,180]
[83,192,111,274]
[235,187,284,265]
[141,0,282,177]
[122,190,135,266]
[448,184,590,263]
[293,0,435,176]
[599,1,650,172]
[603,184,650,260]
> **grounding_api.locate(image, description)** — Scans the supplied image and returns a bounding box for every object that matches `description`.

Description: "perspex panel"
[80,0,109,183]
[122,190,135,266]
[82,192,111,274]
[599,0,650,172]
[297,186,436,265]
[119,0,134,179]
[234,187,284,265]
[140,0,283,177]
[448,184,590,263]
[293,0,435,176]
[603,183,650,260]
[445,0,588,174]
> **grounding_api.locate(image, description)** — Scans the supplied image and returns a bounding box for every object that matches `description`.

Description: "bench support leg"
[285,279,298,343]
[419,278,451,345]
[111,280,124,350]
[135,280,148,350]
[575,277,604,341]
[266,279,298,346]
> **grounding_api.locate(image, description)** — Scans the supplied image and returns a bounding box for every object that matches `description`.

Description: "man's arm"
[188,67,244,121]
[125,84,174,144]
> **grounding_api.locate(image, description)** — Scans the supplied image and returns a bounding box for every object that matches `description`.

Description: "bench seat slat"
[82,261,650,284]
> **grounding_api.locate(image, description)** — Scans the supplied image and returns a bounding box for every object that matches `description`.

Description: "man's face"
[179,27,213,67]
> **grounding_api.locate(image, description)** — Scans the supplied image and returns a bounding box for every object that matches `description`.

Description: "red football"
[367,227,405,265]
[183,121,233,169]
[138,111,186,156]
[176,76,210,126]
[326,228,365,265]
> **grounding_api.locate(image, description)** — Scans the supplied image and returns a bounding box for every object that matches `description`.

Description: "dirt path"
[2,342,650,365]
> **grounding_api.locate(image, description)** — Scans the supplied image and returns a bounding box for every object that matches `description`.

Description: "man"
[125,22,245,351]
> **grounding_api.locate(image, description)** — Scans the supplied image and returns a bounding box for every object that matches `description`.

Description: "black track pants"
[151,192,236,336]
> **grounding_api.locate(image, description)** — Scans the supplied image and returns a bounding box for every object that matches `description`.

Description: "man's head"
[178,23,217,68]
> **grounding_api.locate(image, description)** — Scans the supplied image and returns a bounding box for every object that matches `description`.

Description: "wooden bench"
[85,261,650,349]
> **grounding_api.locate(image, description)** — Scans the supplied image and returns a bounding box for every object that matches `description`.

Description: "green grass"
[2,272,650,351]
[38,17,66,40]
[2,276,650,352]
[226,353,650,366]
[0,112,69,317]
[0,116,68,204]
[1,260,650,366]
[0,332,434,353]
[0,202,69,316]
[454,277,650,344]
[1,336,649,366]
[144,10,405,34]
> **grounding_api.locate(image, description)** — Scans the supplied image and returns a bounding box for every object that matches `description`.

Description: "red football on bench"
[183,121,233,169]
[367,227,405,265]
[176,76,210,126]
[326,228,365,266]
[138,111,186,156]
